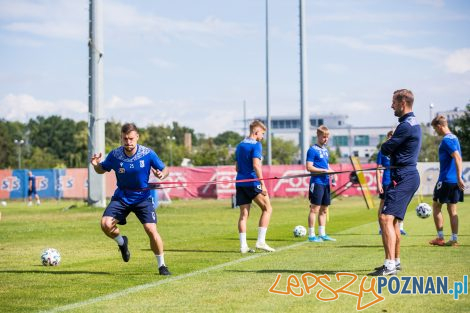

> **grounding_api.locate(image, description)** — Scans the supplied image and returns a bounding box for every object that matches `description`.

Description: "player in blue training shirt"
[27,170,40,206]
[235,120,275,253]
[376,131,406,235]
[369,89,422,276]
[90,123,172,275]
[429,115,465,247]
[306,125,338,243]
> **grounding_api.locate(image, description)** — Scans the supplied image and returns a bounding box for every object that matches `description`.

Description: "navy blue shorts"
[28,189,37,197]
[309,183,331,206]
[103,197,157,225]
[433,182,464,204]
[382,171,420,220]
[236,185,262,206]
[378,184,391,200]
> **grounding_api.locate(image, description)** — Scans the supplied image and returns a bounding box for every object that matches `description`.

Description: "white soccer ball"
[416,203,432,219]
[293,225,307,237]
[0,201,6,207]
[41,248,61,266]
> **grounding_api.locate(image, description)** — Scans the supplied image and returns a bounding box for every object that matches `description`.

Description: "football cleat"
[429,237,445,246]
[375,263,401,271]
[118,236,130,262]
[255,242,275,252]
[240,246,255,254]
[158,265,172,275]
[368,265,397,276]
[400,229,407,235]
[308,236,323,242]
[445,240,459,247]
[319,235,336,242]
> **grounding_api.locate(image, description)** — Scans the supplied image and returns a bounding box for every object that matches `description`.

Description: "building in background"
[256,114,393,161]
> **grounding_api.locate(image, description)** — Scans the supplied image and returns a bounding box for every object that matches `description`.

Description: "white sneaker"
[27,202,32,207]
[255,242,275,252]
[240,246,255,254]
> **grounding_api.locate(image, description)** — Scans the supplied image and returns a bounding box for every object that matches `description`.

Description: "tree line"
[0,117,299,169]
[1,104,468,169]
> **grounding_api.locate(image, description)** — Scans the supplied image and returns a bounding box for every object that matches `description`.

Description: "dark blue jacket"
[381,112,422,178]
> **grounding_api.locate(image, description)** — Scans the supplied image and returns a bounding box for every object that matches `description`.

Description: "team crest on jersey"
[130,164,134,168]
[119,168,125,174]
[140,160,145,168]
[120,162,123,167]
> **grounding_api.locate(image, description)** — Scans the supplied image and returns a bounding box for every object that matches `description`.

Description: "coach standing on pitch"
[90,123,172,275]
[369,89,422,276]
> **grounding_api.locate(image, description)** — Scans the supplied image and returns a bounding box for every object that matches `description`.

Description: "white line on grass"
[40,241,308,313]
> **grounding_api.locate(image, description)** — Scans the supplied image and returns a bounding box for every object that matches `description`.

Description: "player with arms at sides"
[90,123,172,275]
[376,131,406,235]
[235,120,275,253]
[27,171,40,206]
[369,89,421,276]
[429,114,465,247]
[306,125,338,243]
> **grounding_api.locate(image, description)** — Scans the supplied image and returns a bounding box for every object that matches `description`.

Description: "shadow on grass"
[155,248,239,253]
[0,269,111,275]
[227,269,364,275]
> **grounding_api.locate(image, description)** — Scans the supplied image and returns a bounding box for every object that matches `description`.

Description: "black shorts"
[308,183,331,206]
[433,181,464,204]
[236,185,262,206]
[103,197,157,225]
[378,184,391,200]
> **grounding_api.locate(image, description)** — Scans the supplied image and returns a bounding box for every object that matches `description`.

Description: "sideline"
[41,222,374,313]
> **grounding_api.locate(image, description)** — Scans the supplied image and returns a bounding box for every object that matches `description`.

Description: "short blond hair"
[249,120,267,133]
[317,125,330,136]
[431,114,448,127]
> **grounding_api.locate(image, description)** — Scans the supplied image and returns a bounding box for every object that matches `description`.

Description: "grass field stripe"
[40,241,307,313]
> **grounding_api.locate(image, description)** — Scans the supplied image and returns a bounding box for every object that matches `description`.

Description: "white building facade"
[257,114,394,160]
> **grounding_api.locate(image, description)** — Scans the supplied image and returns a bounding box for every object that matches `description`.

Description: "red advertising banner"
[0,164,381,200]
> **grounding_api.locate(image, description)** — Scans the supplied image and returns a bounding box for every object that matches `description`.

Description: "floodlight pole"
[87,0,106,207]
[299,0,310,164]
[14,139,25,169]
[265,0,272,165]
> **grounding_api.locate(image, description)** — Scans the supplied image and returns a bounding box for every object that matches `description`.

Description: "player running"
[90,123,171,275]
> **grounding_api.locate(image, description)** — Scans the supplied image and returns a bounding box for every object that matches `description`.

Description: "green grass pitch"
[0,196,468,312]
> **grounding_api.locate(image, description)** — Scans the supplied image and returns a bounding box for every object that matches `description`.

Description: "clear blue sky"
[1,0,469,136]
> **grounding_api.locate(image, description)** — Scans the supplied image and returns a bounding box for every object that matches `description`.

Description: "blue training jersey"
[438,133,462,183]
[100,144,166,205]
[235,138,263,187]
[28,175,36,190]
[381,112,422,179]
[376,151,391,186]
[306,144,330,185]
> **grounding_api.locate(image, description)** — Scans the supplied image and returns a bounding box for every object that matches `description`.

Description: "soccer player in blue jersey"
[429,115,465,247]
[376,131,406,235]
[235,120,275,253]
[369,89,421,276]
[306,125,338,243]
[27,171,40,206]
[90,123,171,275]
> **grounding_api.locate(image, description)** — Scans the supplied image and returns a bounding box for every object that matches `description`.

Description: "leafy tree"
[451,102,470,161]
[105,120,122,153]
[418,124,440,162]
[261,136,299,165]
[213,131,243,147]
[23,147,64,169]
[0,120,26,168]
